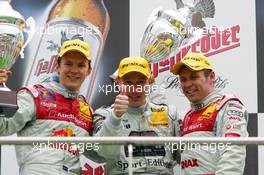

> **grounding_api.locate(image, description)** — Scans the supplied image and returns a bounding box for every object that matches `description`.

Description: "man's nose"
[182,80,192,88]
[70,65,79,72]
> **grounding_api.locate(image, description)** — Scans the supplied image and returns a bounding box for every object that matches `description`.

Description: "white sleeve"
[93,106,123,136]
[93,106,124,158]
[215,100,248,175]
[0,90,36,136]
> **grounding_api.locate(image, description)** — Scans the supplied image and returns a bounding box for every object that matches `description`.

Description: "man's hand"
[0,69,12,84]
[114,84,129,118]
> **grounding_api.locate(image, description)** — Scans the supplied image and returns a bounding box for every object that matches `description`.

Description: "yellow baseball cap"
[118,56,152,79]
[59,39,91,61]
[172,52,214,75]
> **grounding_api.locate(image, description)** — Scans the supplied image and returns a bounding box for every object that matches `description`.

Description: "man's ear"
[112,77,122,93]
[55,61,59,73]
[86,62,92,76]
[116,77,122,85]
[115,77,124,92]
[149,75,155,85]
[87,67,92,76]
[210,71,216,82]
[116,78,127,95]
[56,56,61,71]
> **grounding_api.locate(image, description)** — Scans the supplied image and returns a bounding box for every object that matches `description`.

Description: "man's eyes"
[124,81,146,85]
[190,75,199,80]
[78,64,86,67]
[65,63,72,66]
[64,63,86,67]
[124,81,132,85]
[180,76,198,82]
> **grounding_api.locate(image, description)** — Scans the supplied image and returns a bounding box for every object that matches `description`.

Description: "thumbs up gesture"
[114,85,129,118]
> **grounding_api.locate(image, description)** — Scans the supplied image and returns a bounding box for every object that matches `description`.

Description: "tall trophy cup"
[0,0,35,117]
[140,1,215,103]
[140,8,204,63]
[141,0,215,62]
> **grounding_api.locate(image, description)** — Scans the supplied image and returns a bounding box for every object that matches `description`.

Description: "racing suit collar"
[191,89,222,110]
[127,101,153,121]
[44,81,79,99]
[128,102,147,114]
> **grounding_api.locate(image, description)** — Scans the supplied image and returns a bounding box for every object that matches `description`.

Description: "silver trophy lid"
[0,0,25,23]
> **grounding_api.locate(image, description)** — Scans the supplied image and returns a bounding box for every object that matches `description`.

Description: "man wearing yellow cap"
[93,56,180,174]
[172,52,248,175]
[0,39,93,175]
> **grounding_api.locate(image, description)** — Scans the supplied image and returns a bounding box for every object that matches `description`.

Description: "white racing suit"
[0,81,93,175]
[93,98,180,175]
[180,90,248,175]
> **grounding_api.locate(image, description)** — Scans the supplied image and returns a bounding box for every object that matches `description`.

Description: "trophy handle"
[20,16,36,58]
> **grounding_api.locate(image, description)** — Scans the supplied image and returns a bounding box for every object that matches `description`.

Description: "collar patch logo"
[149,106,169,128]
[197,103,217,122]
[79,100,92,121]
[40,89,56,100]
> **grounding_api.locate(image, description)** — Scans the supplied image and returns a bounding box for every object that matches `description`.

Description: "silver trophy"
[0,0,35,91]
[0,0,35,116]
[141,0,215,107]
[140,0,215,63]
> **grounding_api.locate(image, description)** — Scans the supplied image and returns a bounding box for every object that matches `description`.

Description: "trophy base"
[0,86,11,91]
[0,91,18,118]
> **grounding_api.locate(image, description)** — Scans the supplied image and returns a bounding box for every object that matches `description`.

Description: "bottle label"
[26,17,104,99]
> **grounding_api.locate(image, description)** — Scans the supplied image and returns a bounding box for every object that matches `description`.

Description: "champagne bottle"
[26,0,110,100]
